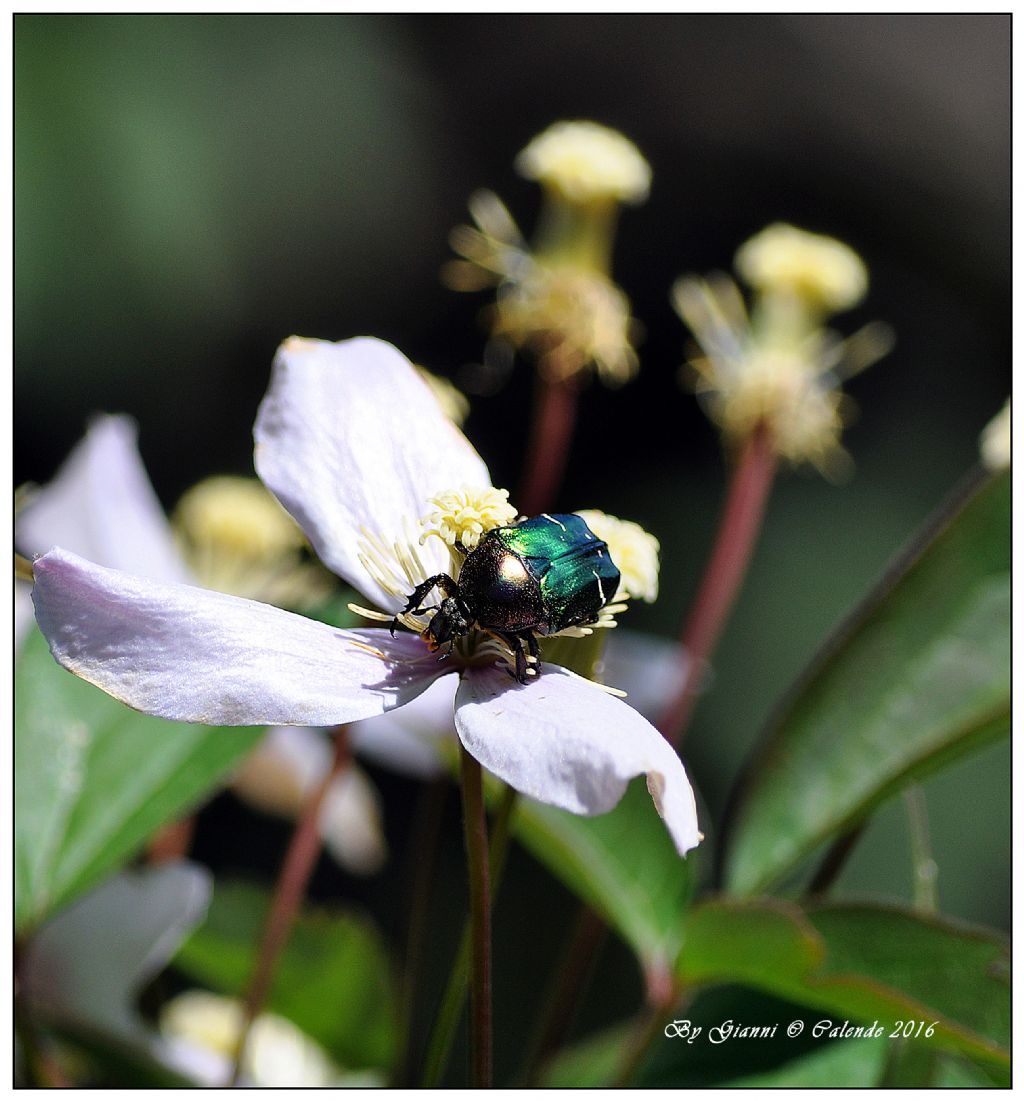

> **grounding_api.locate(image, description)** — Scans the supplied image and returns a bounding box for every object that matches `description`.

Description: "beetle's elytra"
[395,513,620,684]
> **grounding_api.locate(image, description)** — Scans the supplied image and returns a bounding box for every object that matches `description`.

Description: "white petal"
[597,628,689,723]
[231,728,388,875]
[455,664,701,856]
[32,548,448,727]
[318,766,388,876]
[17,415,190,584]
[21,862,212,1042]
[348,674,458,779]
[254,336,490,609]
[230,727,330,817]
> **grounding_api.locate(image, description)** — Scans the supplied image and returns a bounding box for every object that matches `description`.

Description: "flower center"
[418,485,518,555]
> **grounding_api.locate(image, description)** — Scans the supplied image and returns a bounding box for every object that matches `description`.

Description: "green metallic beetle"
[394,513,621,684]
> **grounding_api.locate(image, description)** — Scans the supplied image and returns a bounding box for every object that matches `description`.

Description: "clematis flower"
[445,121,648,387]
[673,223,894,477]
[32,337,701,856]
[17,416,386,875]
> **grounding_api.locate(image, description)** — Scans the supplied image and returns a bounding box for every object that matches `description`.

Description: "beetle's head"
[424,596,473,651]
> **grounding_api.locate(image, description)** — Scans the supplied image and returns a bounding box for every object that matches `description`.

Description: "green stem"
[229,727,350,1086]
[904,785,938,913]
[459,746,492,1088]
[419,785,517,1087]
[658,422,778,746]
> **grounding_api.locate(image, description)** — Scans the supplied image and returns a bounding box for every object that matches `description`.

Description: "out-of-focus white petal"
[20,862,212,1043]
[318,766,388,875]
[348,674,458,779]
[597,629,688,723]
[254,336,490,610]
[455,664,701,856]
[15,581,34,653]
[16,415,190,584]
[33,549,449,727]
[230,726,330,817]
[231,728,388,875]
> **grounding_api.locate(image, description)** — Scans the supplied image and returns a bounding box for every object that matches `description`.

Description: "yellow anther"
[735,223,868,314]
[516,120,651,205]
[419,486,518,552]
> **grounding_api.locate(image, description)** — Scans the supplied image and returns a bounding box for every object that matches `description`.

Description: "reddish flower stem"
[147,816,196,864]
[517,373,580,516]
[658,423,778,746]
[228,726,350,1086]
[459,745,492,1088]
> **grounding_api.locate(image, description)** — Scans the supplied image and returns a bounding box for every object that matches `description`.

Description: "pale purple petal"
[33,549,448,727]
[348,674,458,779]
[254,336,490,610]
[17,415,190,584]
[455,664,701,856]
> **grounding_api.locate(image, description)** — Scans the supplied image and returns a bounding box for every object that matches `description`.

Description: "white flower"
[32,337,701,856]
[17,416,386,875]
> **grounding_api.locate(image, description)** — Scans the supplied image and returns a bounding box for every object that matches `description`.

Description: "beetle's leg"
[390,573,457,635]
[525,632,541,672]
[498,633,533,685]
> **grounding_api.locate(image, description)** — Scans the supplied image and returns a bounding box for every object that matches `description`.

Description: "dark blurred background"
[15,13,1011,1072]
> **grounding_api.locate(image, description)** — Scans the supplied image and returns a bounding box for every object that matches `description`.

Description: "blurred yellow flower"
[173,476,333,608]
[516,119,651,205]
[447,121,646,386]
[735,222,868,314]
[160,990,377,1087]
[674,227,892,476]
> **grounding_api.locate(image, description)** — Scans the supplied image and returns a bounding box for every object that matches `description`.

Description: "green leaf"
[541,1021,631,1087]
[173,880,398,1072]
[726,471,1009,896]
[725,1038,886,1086]
[510,776,701,970]
[677,899,1009,1079]
[15,627,264,934]
[726,1043,993,1087]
